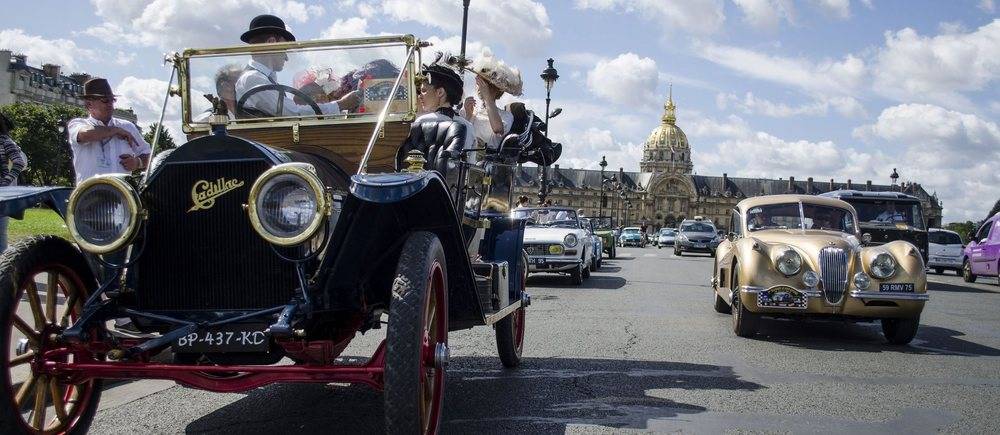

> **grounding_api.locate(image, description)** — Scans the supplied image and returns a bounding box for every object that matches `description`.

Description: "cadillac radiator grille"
[819,247,848,304]
[136,160,298,310]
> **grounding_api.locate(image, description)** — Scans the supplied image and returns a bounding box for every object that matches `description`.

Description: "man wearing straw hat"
[67,77,151,184]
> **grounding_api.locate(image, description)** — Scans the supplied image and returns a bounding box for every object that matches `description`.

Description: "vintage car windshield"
[747,203,857,233]
[659,228,675,235]
[513,208,580,228]
[623,228,640,234]
[182,41,412,125]
[850,199,926,229]
[680,223,714,233]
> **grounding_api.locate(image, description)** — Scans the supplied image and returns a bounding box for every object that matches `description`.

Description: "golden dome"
[644,87,688,150]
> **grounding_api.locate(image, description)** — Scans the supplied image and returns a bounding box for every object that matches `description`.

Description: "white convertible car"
[513,207,594,285]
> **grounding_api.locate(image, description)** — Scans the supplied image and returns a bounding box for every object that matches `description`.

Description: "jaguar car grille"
[819,246,848,304]
[135,160,298,310]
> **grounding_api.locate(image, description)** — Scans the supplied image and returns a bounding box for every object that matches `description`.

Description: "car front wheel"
[384,232,448,435]
[962,259,977,283]
[730,266,758,337]
[881,317,919,345]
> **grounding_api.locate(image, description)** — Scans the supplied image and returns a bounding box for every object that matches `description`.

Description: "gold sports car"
[712,194,929,344]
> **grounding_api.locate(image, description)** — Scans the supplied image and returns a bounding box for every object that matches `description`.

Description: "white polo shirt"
[67,115,152,184]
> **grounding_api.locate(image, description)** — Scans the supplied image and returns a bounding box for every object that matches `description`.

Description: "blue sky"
[1,0,998,222]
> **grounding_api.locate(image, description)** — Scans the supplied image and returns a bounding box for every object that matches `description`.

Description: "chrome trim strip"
[849,291,929,301]
[740,285,821,298]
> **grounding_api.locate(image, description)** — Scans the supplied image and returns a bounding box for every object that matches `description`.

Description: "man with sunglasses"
[67,78,151,184]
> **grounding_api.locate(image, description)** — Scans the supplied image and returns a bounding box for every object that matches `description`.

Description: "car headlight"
[870,252,897,279]
[67,175,141,254]
[802,271,820,288]
[775,248,802,275]
[247,163,329,247]
[564,233,578,247]
[853,272,871,290]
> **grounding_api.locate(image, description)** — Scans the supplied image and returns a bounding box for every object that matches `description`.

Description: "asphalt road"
[88,247,1000,434]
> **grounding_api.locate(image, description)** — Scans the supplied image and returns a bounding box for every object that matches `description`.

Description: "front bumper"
[927,256,962,269]
[620,238,643,246]
[527,256,582,272]
[676,240,717,252]
[739,284,927,318]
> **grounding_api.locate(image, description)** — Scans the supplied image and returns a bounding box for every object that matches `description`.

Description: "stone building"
[512,91,944,231]
[1,50,136,122]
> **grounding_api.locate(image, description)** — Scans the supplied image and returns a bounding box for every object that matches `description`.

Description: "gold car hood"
[749,229,861,259]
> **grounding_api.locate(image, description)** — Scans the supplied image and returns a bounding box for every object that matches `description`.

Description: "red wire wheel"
[384,232,448,434]
[495,250,527,368]
[0,236,103,435]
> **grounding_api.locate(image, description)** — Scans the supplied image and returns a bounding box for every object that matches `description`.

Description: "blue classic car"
[619,227,646,247]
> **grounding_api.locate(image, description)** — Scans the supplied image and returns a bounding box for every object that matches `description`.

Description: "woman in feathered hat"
[462,49,523,151]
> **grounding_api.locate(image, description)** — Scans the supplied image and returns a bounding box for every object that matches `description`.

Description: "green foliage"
[945,221,978,244]
[142,122,177,150]
[7,208,69,243]
[0,102,84,186]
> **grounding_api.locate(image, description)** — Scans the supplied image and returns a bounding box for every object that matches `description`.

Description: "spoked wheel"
[0,236,102,435]
[495,250,527,368]
[730,265,758,338]
[385,232,448,435]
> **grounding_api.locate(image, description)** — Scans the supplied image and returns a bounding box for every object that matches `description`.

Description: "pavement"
[86,247,1000,434]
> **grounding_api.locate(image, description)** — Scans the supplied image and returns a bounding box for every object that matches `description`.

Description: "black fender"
[316,171,483,330]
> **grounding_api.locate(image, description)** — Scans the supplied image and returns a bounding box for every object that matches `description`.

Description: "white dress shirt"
[235,60,340,117]
[465,107,513,151]
[67,116,152,184]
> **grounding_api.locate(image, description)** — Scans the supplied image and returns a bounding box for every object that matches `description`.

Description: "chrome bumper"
[740,286,929,302]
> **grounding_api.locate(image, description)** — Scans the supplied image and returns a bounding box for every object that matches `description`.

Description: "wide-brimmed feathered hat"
[470,49,523,96]
[241,14,296,43]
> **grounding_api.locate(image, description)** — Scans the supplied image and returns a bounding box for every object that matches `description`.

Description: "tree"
[142,122,177,150]
[945,221,978,244]
[0,102,84,186]
[988,198,1000,221]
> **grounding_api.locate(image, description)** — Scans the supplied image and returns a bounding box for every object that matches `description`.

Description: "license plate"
[534,258,546,265]
[172,324,270,353]
[879,283,915,293]
[694,243,707,248]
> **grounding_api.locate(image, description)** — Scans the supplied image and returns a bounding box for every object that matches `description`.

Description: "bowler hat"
[80,78,116,99]
[241,14,296,43]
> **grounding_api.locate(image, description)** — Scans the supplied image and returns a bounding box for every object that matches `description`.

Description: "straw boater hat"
[470,49,523,97]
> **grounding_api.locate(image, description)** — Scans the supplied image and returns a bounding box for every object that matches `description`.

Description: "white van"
[928,228,964,274]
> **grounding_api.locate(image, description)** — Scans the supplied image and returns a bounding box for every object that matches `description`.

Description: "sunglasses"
[87,97,116,104]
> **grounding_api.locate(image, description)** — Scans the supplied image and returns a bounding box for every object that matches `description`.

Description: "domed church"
[511,89,943,231]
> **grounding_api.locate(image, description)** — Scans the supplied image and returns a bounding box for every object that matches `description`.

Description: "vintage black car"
[820,190,929,262]
[0,35,539,434]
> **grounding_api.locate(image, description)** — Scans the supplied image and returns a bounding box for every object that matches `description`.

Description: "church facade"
[511,92,944,232]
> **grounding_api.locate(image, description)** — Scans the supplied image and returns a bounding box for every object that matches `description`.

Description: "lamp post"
[537,58,559,205]
[598,156,608,218]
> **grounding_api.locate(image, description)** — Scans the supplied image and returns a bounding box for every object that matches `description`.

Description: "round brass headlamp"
[66,175,142,254]
[247,163,329,247]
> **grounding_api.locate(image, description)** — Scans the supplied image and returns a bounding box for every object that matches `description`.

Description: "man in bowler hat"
[67,78,151,184]
[234,14,360,117]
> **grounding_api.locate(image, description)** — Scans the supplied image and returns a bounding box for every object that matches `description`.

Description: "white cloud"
[115,75,203,142]
[732,0,796,30]
[860,0,874,9]
[88,0,326,50]
[812,0,851,19]
[693,41,867,97]
[379,0,552,56]
[114,51,136,66]
[586,53,660,107]
[852,103,1000,222]
[980,0,995,13]
[0,28,94,70]
[574,0,726,35]
[872,19,1000,111]
[716,92,865,117]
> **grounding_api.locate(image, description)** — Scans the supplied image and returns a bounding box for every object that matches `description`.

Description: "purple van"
[963,212,1000,284]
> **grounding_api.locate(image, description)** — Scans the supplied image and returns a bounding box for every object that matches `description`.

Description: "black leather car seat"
[396,120,469,178]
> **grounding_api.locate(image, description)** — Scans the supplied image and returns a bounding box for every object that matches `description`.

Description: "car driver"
[234,15,360,117]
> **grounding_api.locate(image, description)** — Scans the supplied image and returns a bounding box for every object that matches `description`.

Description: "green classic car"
[590,216,617,259]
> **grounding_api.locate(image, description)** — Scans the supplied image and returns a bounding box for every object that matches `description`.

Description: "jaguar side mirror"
[861,233,872,244]
[727,231,736,242]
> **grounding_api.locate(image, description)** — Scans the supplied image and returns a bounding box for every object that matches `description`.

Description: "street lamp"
[537,58,559,204]
[598,156,608,218]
